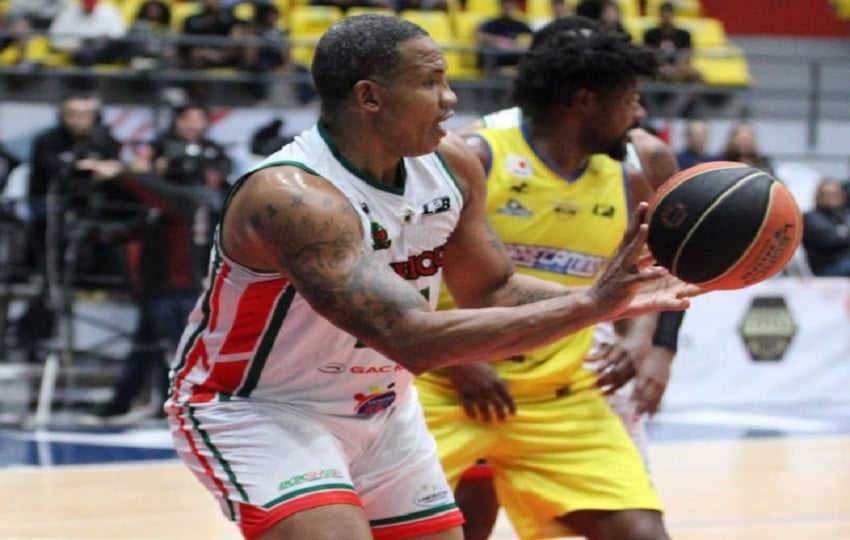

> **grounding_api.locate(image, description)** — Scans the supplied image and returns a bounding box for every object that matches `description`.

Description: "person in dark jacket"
[803,179,850,277]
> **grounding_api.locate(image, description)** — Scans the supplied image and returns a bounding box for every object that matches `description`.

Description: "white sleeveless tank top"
[169,124,464,416]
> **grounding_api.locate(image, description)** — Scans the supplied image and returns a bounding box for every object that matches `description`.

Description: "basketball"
[645,161,803,291]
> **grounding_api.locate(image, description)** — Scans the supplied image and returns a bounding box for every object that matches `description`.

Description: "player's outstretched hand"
[589,203,702,320]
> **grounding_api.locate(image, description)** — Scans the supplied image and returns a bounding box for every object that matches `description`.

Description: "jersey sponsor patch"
[505,155,533,178]
[496,199,533,217]
[505,243,607,278]
[353,383,397,414]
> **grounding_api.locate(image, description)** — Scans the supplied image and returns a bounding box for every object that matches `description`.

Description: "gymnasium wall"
[665,278,850,407]
[700,0,849,37]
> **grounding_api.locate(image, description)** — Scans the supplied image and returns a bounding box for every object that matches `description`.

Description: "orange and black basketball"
[645,161,803,291]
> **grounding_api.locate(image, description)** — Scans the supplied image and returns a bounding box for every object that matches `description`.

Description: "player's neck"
[527,123,590,177]
[321,120,405,188]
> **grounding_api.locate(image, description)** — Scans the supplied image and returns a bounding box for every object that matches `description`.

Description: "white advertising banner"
[665,277,850,407]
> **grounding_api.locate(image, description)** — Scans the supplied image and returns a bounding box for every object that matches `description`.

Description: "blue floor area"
[2,403,850,468]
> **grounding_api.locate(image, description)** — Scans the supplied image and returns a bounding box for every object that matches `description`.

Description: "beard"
[603,133,630,162]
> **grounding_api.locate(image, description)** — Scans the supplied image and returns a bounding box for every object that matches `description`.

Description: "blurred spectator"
[643,2,702,83]
[802,179,850,277]
[7,0,64,31]
[0,11,33,67]
[719,121,773,174]
[530,0,574,31]
[98,104,232,419]
[475,0,533,73]
[575,0,629,38]
[676,118,713,169]
[149,104,232,268]
[241,3,288,102]
[28,92,123,230]
[180,0,246,70]
[17,92,125,360]
[48,0,127,66]
[125,0,175,70]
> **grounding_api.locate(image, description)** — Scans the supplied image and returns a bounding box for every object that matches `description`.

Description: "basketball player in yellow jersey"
[416,21,675,540]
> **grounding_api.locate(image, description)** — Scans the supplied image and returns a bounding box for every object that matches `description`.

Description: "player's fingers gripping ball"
[645,161,803,291]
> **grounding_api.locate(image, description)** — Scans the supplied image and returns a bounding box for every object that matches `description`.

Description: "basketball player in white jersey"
[165,15,697,540]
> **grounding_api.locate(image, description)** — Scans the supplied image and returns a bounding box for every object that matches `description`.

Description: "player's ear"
[353,80,381,111]
[575,88,596,112]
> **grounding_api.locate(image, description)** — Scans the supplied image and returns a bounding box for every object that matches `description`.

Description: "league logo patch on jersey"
[423,196,451,215]
[505,155,533,178]
[353,383,397,415]
[371,220,392,250]
[496,198,533,217]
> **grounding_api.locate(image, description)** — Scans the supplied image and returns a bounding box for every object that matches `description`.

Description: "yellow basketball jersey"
[430,125,630,396]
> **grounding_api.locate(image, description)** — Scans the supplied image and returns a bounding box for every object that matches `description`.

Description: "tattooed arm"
[220,138,692,374]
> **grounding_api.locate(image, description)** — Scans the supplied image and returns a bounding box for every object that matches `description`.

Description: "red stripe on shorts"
[371,508,465,540]
[238,490,362,540]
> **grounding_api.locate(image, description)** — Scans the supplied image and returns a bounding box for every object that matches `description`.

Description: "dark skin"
[448,103,682,539]
[221,36,694,540]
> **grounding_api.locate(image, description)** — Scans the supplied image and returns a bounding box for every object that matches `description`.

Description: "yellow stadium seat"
[834,0,850,18]
[234,1,256,22]
[119,0,145,25]
[171,2,203,32]
[614,0,639,17]
[466,0,500,17]
[446,11,489,80]
[645,0,702,18]
[526,0,554,20]
[692,46,752,87]
[345,6,397,17]
[678,17,727,48]
[288,5,343,38]
[400,10,453,41]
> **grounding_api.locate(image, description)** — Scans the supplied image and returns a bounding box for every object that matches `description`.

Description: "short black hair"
[513,29,657,122]
[312,14,429,117]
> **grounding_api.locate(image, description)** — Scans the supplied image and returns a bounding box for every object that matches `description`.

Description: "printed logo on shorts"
[413,484,453,508]
[353,382,396,414]
[278,469,344,491]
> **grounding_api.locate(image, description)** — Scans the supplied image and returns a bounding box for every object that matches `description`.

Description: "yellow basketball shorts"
[416,378,661,540]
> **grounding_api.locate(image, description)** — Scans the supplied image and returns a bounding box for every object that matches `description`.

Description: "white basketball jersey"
[169,124,464,416]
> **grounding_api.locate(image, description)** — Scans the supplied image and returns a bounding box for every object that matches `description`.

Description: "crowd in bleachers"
[0,0,753,102]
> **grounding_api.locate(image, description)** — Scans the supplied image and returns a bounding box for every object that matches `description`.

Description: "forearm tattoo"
[253,189,425,339]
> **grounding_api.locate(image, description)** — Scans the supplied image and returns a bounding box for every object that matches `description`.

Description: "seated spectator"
[48,0,127,66]
[719,121,773,174]
[0,11,33,67]
[240,3,287,101]
[180,0,246,71]
[125,0,175,70]
[530,0,574,31]
[7,0,64,31]
[475,0,533,73]
[676,118,713,169]
[802,179,850,277]
[643,1,702,83]
[575,0,629,39]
